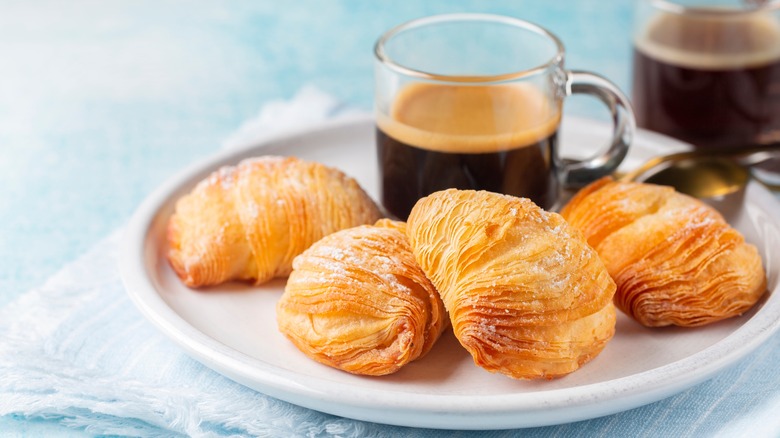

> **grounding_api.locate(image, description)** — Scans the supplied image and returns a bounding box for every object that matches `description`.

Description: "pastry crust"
[277,219,447,376]
[561,177,767,327]
[406,189,616,380]
[167,156,381,287]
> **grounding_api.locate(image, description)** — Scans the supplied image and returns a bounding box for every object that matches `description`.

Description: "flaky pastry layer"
[167,156,381,287]
[277,219,447,376]
[561,177,767,327]
[407,189,616,380]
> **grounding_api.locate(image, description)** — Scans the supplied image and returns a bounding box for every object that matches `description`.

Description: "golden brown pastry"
[277,219,447,376]
[406,189,616,380]
[560,177,766,327]
[167,156,381,287]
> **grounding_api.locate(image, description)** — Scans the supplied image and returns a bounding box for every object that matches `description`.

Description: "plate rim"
[118,114,780,429]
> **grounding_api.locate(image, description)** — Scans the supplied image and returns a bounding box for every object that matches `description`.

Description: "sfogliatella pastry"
[167,156,381,287]
[560,177,766,327]
[277,219,447,376]
[406,189,616,380]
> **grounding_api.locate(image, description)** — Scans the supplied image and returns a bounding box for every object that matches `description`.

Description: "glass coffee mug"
[632,0,780,150]
[374,13,635,220]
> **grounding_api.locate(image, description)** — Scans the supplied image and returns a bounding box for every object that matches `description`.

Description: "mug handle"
[561,70,635,188]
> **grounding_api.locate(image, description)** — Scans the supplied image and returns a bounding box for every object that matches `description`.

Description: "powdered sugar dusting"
[293,225,418,297]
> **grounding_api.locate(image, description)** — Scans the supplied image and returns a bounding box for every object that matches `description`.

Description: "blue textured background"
[0,0,632,301]
[0,0,648,435]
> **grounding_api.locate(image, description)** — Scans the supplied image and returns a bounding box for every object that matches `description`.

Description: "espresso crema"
[377,82,561,219]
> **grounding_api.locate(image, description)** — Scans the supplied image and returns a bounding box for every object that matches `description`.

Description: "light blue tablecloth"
[1,1,778,436]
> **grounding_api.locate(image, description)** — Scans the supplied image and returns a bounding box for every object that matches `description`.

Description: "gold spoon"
[618,144,780,199]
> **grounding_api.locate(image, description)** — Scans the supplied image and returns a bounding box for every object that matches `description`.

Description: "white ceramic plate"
[119,115,780,430]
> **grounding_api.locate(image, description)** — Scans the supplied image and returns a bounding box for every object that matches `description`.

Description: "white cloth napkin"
[0,86,382,437]
[221,85,367,150]
[1,86,778,438]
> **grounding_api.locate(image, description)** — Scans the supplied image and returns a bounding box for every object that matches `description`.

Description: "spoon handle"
[733,143,780,166]
[619,142,780,183]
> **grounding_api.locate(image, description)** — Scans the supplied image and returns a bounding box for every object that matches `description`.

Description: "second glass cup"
[374,13,635,220]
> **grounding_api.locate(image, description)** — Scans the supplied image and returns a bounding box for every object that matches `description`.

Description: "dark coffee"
[632,13,780,150]
[376,83,560,219]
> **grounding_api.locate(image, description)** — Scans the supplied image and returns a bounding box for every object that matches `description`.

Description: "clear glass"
[374,14,635,219]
